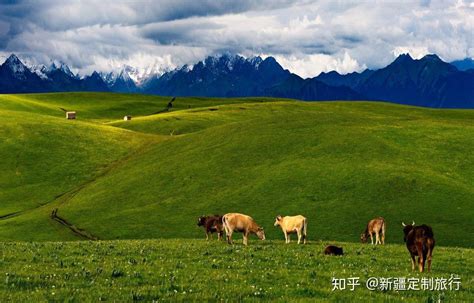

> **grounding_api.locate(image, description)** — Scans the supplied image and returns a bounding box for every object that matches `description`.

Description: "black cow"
[402,221,435,272]
[324,245,344,256]
[197,215,224,240]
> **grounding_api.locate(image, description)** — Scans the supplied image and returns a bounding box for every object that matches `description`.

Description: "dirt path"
[49,136,160,239]
[50,208,98,240]
[1,133,162,241]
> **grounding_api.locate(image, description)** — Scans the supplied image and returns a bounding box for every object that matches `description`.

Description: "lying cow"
[360,217,386,245]
[197,215,224,240]
[402,221,435,272]
[324,245,344,256]
[274,215,307,244]
[222,213,265,245]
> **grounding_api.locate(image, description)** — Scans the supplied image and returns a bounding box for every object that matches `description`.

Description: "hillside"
[0,93,473,246]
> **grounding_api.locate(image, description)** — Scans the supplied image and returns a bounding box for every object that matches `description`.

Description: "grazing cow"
[324,245,344,256]
[402,221,435,272]
[197,215,224,240]
[222,213,265,245]
[360,217,386,245]
[274,215,307,244]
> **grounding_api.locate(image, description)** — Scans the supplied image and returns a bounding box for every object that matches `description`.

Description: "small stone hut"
[66,111,76,119]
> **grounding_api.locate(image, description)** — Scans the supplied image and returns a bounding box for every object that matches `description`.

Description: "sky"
[0,0,472,78]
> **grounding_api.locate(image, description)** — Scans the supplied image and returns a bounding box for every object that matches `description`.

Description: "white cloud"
[0,0,472,76]
[392,46,430,59]
[271,51,366,78]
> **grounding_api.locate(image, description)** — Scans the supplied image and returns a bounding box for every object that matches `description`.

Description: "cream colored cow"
[222,213,265,245]
[360,217,386,245]
[274,215,307,244]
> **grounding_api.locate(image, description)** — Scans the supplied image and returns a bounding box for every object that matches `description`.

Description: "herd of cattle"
[197,213,436,272]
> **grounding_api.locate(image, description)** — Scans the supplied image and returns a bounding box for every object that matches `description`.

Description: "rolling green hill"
[0,93,473,246]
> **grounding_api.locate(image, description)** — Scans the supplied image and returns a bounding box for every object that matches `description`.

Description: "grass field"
[0,92,472,246]
[0,92,473,301]
[1,239,472,302]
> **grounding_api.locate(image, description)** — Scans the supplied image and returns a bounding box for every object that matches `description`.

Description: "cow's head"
[197,216,206,226]
[360,233,368,243]
[402,221,415,242]
[256,227,266,240]
[274,215,283,227]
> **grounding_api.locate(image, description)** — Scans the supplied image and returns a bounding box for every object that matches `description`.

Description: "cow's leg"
[427,250,433,272]
[375,231,380,245]
[297,229,302,244]
[370,232,374,245]
[410,253,416,271]
[218,231,222,241]
[226,230,233,245]
[287,233,291,243]
[243,231,249,246]
[416,243,424,272]
[381,230,385,245]
[283,231,288,244]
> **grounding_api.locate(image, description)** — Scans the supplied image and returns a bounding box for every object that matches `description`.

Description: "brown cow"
[324,245,344,256]
[402,221,435,272]
[197,215,224,240]
[274,215,307,244]
[360,217,386,245]
[222,213,265,245]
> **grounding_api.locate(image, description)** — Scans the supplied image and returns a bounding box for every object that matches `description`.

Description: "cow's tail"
[222,215,230,236]
[302,217,308,243]
[381,219,386,244]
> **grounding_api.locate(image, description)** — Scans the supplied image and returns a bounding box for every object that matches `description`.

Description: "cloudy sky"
[0,0,472,78]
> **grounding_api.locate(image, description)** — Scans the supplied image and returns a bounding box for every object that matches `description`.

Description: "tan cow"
[274,215,307,244]
[222,213,265,245]
[360,217,386,245]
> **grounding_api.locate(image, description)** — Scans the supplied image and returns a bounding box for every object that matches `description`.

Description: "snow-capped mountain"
[141,53,291,96]
[30,64,49,80]
[0,53,473,108]
[0,54,47,93]
[0,54,109,93]
[47,61,76,78]
[100,66,138,92]
[3,54,28,80]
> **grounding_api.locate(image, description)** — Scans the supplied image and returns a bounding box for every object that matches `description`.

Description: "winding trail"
[1,130,163,241]
[48,134,162,240]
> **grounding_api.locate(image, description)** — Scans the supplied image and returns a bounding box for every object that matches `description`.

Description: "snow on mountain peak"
[47,60,75,78]
[5,54,27,76]
[31,64,49,80]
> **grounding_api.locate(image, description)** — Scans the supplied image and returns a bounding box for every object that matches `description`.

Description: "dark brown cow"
[402,221,435,272]
[197,215,224,240]
[324,245,344,256]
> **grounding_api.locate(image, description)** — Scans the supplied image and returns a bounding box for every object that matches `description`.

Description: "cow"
[222,213,265,245]
[324,245,344,256]
[360,217,386,245]
[402,221,435,272]
[274,215,307,244]
[197,215,224,240]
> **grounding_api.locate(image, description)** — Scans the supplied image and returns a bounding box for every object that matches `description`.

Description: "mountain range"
[0,53,473,108]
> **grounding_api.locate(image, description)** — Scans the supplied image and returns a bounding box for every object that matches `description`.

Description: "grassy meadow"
[1,239,473,302]
[0,92,473,301]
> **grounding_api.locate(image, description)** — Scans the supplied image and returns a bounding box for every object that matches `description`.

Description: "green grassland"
[0,92,473,301]
[1,239,473,302]
[0,93,473,245]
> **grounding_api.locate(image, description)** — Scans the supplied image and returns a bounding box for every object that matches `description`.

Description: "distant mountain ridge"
[0,53,473,108]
